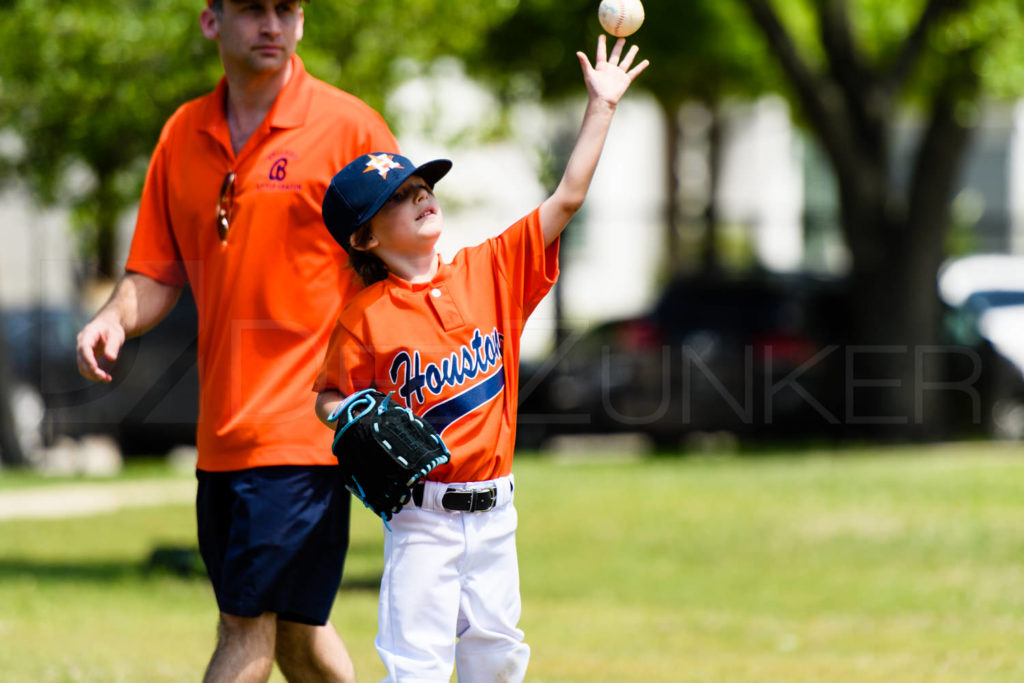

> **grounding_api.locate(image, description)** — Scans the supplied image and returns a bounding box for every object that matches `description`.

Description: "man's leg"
[275,620,356,683]
[203,612,277,683]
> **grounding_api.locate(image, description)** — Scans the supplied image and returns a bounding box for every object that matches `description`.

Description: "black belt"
[412,482,498,512]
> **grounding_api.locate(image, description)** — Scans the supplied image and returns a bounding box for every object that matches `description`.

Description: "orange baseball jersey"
[125,55,398,472]
[315,208,559,483]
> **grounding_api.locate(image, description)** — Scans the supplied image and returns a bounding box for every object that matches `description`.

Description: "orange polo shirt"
[125,55,398,471]
[315,208,559,483]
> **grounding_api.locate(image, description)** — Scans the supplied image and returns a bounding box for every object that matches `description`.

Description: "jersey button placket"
[427,285,466,331]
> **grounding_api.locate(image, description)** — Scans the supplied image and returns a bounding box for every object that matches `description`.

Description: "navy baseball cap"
[322,153,452,251]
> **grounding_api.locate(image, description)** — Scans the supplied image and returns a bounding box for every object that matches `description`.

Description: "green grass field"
[2,441,1023,681]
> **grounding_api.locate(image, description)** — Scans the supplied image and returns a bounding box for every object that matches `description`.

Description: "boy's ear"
[349,232,379,252]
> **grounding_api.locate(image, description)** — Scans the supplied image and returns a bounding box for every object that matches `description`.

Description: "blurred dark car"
[1,304,93,458]
[1,288,199,456]
[517,273,851,449]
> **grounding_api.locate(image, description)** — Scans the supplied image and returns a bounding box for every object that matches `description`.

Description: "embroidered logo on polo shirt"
[270,157,288,181]
[257,150,302,191]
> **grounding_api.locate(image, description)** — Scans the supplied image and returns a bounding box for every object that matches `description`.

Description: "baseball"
[598,0,645,38]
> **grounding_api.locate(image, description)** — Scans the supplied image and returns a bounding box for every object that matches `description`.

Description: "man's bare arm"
[76,272,183,382]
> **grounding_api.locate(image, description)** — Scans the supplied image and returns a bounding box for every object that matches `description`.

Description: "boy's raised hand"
[577,34,649,107]
[539,33,649,246]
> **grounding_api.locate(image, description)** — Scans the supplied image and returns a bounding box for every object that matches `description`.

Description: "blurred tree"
[475,0,1024,437]
[0,0,516,281]
[0,0,218,280]
[737,0,1024,434]
[468,0,779,277]
[299,0,518,113]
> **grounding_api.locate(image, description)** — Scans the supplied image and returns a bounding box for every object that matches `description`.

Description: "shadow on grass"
[0,546,382,593]
[0,558,144,583]
[340,573,383,592]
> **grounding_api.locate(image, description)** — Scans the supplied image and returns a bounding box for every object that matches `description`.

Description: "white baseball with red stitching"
[598,0,645,38]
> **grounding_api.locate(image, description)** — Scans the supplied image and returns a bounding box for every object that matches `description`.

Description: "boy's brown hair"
[348,224,389,286]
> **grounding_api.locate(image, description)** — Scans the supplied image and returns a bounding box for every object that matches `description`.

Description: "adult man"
[75,1,398,680]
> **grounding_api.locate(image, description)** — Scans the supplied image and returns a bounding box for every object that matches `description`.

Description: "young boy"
[314,35,648,682]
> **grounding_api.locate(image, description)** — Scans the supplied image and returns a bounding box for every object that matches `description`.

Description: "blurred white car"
[938,254,1024,439]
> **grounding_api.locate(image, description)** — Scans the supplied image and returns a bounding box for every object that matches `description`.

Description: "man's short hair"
[208,0,309,10]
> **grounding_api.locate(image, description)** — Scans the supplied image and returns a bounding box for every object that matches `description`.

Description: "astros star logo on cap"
[363,153,404,179]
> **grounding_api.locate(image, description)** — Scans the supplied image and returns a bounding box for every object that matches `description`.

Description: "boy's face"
[361,175,443,256]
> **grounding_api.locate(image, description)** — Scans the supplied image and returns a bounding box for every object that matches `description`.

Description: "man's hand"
[76,313,125,383]
[74,273,182,383]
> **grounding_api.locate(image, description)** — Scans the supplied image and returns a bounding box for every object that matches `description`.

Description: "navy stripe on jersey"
[422,367,505,435]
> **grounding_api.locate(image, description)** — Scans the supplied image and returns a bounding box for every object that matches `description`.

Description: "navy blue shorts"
[196,465,351,626]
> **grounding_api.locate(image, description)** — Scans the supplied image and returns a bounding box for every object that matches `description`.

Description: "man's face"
[205,1,304,76]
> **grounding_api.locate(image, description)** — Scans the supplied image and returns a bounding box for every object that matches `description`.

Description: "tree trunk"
[700,102,724,274]
[660,100,683,278]
[840,99,974,439]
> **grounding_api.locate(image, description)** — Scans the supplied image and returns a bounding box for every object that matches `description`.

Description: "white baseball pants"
[374,475,530,682]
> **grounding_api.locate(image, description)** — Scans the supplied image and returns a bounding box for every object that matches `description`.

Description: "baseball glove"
[328,389,450,524]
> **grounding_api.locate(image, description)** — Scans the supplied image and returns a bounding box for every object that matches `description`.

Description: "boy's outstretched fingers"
[577,36,649,79]
[618,45,647,79]
[608,35,624,65]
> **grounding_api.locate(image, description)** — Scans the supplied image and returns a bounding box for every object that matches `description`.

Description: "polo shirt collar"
[269,55,313,129]
[200,54,314,138]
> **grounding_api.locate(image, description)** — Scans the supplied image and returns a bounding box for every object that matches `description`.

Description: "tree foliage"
[0,0,217,275]
[0,0,516,277]
[470,0,782,273]
[471,0,777,110]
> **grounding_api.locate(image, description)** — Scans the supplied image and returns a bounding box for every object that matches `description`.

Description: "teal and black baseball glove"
[328,389,450,524]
